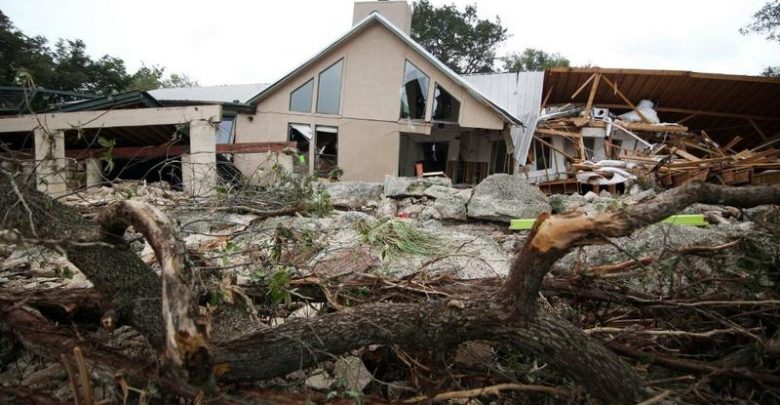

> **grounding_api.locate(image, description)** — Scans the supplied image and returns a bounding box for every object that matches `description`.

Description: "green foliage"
[411,0,508,74]
[762,65,780,77]
[128,63,199,91]
[265,166,332,217]
[741,0,780,43]
[97,136,116,173]
[501,48,570,72]
[0,11,197,96]
[266,268,292,307]
[357,217,443,259]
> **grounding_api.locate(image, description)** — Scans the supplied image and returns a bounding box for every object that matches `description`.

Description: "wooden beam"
[541,85,554,108]
[0,105,222,133]
[583,74,602,119]
[677,114,697,125]
[534,136,576,162]
[570,73,596,100]
[600,76,653,124]
[748,119,768,140]
[596,103,780,122]
[8,142,295,160]
[535,128,581,138]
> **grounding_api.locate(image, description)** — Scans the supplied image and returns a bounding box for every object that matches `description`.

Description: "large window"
[400,60,429,120]
[290,79,314,113]
[316,60,343,114]
[216,116,235,144]
[432,83,460,122]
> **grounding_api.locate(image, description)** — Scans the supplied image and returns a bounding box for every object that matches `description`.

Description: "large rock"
[466,174,551,223]
[425,185,471,220]
[325,182,383,209]
[333,356,373,392]
[384,176,452,198]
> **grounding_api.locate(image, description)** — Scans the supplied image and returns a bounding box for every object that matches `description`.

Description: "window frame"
[289,78,315,113]
[315,58,345,115]
[399,59,431,121]
[431,82,461,123]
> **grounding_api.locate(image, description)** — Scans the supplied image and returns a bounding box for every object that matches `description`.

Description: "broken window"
[432,83,460,122]
[216,116,235,144]
[288,123,311,173]
[400,60,429,120]
[289,79,314,113]
[534,137,553,171]
[314,126,338,177]
[316,60,343,114]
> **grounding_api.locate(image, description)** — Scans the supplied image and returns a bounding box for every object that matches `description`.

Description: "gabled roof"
[150,83,269,105]
[247,12,521,126]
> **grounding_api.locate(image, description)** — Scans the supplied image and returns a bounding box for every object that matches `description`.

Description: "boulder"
[374,198,398,218]
[333,356,373,392]
[325,182,383,209]
[384,176,451,198]
[425,185,472,221]
[466,174,551,223]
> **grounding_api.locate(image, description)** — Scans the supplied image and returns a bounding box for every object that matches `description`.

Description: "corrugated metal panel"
[465,71,544,164]
[149,83,269,104]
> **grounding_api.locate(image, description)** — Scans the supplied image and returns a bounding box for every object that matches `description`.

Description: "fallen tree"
[2,181,779,402]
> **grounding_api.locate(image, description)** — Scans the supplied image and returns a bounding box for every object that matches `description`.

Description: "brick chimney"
[353,1,412,34]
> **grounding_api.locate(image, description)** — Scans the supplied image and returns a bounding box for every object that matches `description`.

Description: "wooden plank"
[597,103,780,122]
[748,119,769,140]
[535,128,581,138]
[583,74,602,119]
[570,73,597,100]
[534,136,576,162]
[722,136,742,152]
[600,75,653,124]
[672,147,701,162]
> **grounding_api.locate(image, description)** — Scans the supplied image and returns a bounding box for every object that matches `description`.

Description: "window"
[290,79,314,113]
[216,116,235,144]
[534,137,553,171]
[400,60,429,120]
[314,126,338,177]
[316,60,343,114]
[432,84,460,122]
[288,123,312,173]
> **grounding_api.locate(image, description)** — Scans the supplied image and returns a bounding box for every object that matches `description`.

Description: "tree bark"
[3,182,780,402]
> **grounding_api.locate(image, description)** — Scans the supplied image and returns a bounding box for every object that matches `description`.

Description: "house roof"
[246,12,521,126]
[150,83,269,105]
[543,67,780,148]
[55,91,162,112]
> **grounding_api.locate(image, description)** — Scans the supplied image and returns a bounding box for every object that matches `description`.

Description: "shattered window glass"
[400,60,429,120]
[316,59,343,114]
[289,78,314,113]
[216,116,235,144]
[432,83,460,122]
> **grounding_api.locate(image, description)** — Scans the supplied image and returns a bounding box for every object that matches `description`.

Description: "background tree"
[741,1,779,76]
[128,64,199,91]
[0,10,197,94]
[411,0,508,74]
[741,0,780,43]
[501,48,570,72]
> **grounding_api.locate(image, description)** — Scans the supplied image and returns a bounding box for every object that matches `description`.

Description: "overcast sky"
[2,0,778,86]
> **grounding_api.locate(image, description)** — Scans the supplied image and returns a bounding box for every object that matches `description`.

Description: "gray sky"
[2,0,778,86]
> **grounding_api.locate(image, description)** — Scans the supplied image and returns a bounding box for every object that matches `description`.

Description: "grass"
[356,218,444,259]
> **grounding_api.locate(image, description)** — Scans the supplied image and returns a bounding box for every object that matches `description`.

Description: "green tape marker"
[509,214,706,231]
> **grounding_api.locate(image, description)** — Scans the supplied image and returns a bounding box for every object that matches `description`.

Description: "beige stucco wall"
[353,1,412,34]
[237,21,507,182]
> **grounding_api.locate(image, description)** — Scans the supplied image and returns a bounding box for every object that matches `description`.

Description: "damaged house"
[1,1,779,198]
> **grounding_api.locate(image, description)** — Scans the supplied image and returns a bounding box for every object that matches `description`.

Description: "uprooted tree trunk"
[2,182,780,402]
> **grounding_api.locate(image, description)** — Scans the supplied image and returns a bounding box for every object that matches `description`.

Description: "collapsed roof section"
[543,67,780,148]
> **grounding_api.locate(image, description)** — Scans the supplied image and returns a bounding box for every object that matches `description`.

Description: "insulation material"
[617,99,660,124]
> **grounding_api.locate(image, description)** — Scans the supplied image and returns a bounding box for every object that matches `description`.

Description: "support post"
[308,123,316,175]
[182,120,217,196]
[34,128,67,197]
[85,158,103,188]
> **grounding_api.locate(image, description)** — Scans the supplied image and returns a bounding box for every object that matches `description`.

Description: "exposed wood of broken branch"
[98,200,211,385]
